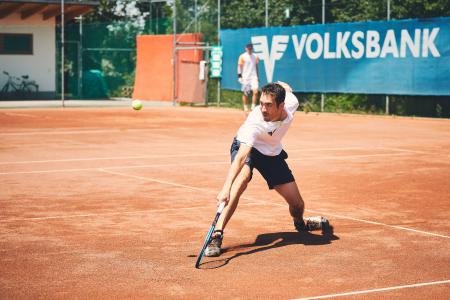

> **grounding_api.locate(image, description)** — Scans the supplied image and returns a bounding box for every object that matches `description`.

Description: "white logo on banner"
[251,35,289,82]
[250,28,440,82]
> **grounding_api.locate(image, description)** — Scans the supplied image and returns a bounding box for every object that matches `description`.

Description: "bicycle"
[1,71,39,94]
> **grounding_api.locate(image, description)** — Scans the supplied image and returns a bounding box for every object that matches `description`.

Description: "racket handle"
[195,201,227,269]
[217,201,226,213]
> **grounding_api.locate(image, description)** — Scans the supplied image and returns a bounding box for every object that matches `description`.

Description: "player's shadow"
[199,225,339,269]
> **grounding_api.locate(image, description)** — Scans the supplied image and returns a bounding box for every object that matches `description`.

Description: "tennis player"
[205,82,328,257]
[238,43,259,112]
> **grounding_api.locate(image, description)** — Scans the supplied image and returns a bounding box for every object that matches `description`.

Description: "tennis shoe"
[294,216,329,232]
[204,230,223,257]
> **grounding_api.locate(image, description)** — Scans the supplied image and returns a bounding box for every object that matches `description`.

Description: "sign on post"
[210,46,223,78]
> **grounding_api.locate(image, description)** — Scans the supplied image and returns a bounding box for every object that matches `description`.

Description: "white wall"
[0,14,55,92]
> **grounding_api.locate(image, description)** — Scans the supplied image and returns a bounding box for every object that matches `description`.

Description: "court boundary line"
[0,128,172,136]
[1,171,448,298]
[376,146,429,154]
[1,146,442,166]
[2,156,449,240]
[0,202,266,222]
[263,201,450,239]
[0,152,411,176]
[99,168,208,192]
[0,153,226,165]
[100,169,450,240]
[293,279,450,300]
[0,146,401,165]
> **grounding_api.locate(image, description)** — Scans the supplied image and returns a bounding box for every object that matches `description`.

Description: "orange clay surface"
[0,106,449,299]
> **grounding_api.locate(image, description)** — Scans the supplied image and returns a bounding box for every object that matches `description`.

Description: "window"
[0,33,33,55]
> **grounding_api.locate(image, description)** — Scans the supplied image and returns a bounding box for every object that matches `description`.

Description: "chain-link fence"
[57,21,150,99]
[54,0,174,99]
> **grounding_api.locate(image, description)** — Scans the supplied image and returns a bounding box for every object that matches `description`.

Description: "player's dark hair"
[261,83,286,107]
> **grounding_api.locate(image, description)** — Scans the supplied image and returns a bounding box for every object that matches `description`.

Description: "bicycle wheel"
[24,83,38,93]
[1,84,8,93]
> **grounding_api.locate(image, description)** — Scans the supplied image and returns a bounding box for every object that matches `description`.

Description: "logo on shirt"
[268,127,280,136]
[251,35,289,82]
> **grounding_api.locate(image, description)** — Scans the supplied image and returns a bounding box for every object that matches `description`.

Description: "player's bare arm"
[277,81,292,92]
[217,143,252,204]
[256,57,259,80]
[237,54,244,77]
[237,63,243,78]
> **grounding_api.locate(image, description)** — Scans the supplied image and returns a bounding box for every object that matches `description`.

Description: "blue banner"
[220,17,450,95]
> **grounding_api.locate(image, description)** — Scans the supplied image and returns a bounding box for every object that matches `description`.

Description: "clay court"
[0,105,449,299]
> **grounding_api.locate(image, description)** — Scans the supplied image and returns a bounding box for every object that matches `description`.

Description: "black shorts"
[230,137,295,189]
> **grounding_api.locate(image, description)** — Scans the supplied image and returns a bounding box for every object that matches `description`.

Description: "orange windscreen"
[133,33,203,102]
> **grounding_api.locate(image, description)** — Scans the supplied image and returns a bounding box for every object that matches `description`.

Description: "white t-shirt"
[236,92,299,156]
[238,52,258,80]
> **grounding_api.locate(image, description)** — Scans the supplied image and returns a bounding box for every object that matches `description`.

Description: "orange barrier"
[133,34,203,102]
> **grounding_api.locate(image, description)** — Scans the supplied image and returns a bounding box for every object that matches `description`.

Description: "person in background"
[238,43,259,112]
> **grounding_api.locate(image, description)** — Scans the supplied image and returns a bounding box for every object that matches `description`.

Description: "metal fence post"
[321,0,325,112]
[61,0,65,107]
[217,0,221,107]
[172,0,177,105]
[265,0,268,27]
[386,0,391,115]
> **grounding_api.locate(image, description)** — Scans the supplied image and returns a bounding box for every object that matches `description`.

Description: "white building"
[0,0,98,99]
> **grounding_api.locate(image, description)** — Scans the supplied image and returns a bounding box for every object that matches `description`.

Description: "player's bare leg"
[274,181,305,223]
[242,94,249,112]
[251,89,258,110]
[275,181,328,231]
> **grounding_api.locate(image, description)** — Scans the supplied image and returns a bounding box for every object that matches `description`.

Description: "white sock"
[251,103,255,110]
[243,104,248,111]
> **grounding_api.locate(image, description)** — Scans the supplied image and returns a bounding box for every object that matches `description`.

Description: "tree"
[391,0,450,19]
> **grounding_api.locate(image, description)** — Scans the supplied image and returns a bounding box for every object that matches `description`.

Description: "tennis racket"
[195,201,226,269]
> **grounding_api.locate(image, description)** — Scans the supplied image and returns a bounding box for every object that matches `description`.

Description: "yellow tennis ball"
[132,100,142,110]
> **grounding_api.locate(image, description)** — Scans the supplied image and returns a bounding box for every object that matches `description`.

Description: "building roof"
[0,0,99,21]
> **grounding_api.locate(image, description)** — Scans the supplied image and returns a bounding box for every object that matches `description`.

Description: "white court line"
[100,169,450,240]
[289,152,408,162]
[0,161,245,176]
[264,202,450,239]
[0,167,102,175]
[293,279,450,300]
[99,168,208,192]
[99,169,266,204]
[0,161,229,175]
[376,146,429,154]
[2,167,449,241]
[287,147,373,153]
[0,128,169,136]
[307,209,450,239]
[0,146,379,165]
[0,153,225,165]
[0,153,450,239]
[0,152,412,175]
[0,168,262,222]
[2,112,39,118]
[0,145,425,166]
[0,202,265,222]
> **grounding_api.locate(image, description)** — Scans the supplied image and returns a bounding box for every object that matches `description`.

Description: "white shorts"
[240,77,259,96]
